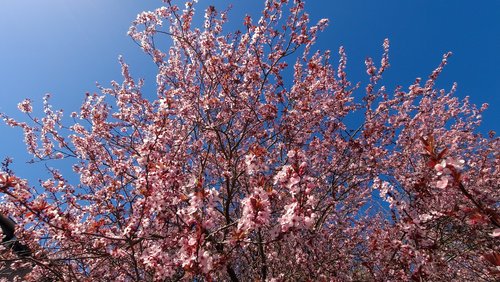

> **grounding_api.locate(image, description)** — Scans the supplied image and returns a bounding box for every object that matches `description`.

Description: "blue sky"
[0,0,498,181]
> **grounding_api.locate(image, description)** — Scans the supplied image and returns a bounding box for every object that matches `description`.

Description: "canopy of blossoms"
[0,0,498,281]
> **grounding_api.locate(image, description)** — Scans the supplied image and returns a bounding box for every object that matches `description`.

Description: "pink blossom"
[491,229,500,237]
[434,159,447,175]
[17,99,33,113]
[446,157,465,170]
[436,177,448,189]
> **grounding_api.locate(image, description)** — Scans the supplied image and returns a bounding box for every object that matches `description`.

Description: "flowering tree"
[1,0,498,281]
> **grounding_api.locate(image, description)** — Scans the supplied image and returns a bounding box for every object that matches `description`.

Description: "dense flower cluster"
[0,0,498,281]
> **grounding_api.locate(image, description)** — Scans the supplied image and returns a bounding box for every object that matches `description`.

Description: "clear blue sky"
[0,0,498,181]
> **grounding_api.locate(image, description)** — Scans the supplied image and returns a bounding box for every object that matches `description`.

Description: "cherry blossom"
[0,0,498,281]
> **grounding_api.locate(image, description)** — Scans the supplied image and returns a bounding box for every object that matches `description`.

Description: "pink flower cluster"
[0,0,497,280]
[434,157,465,189]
